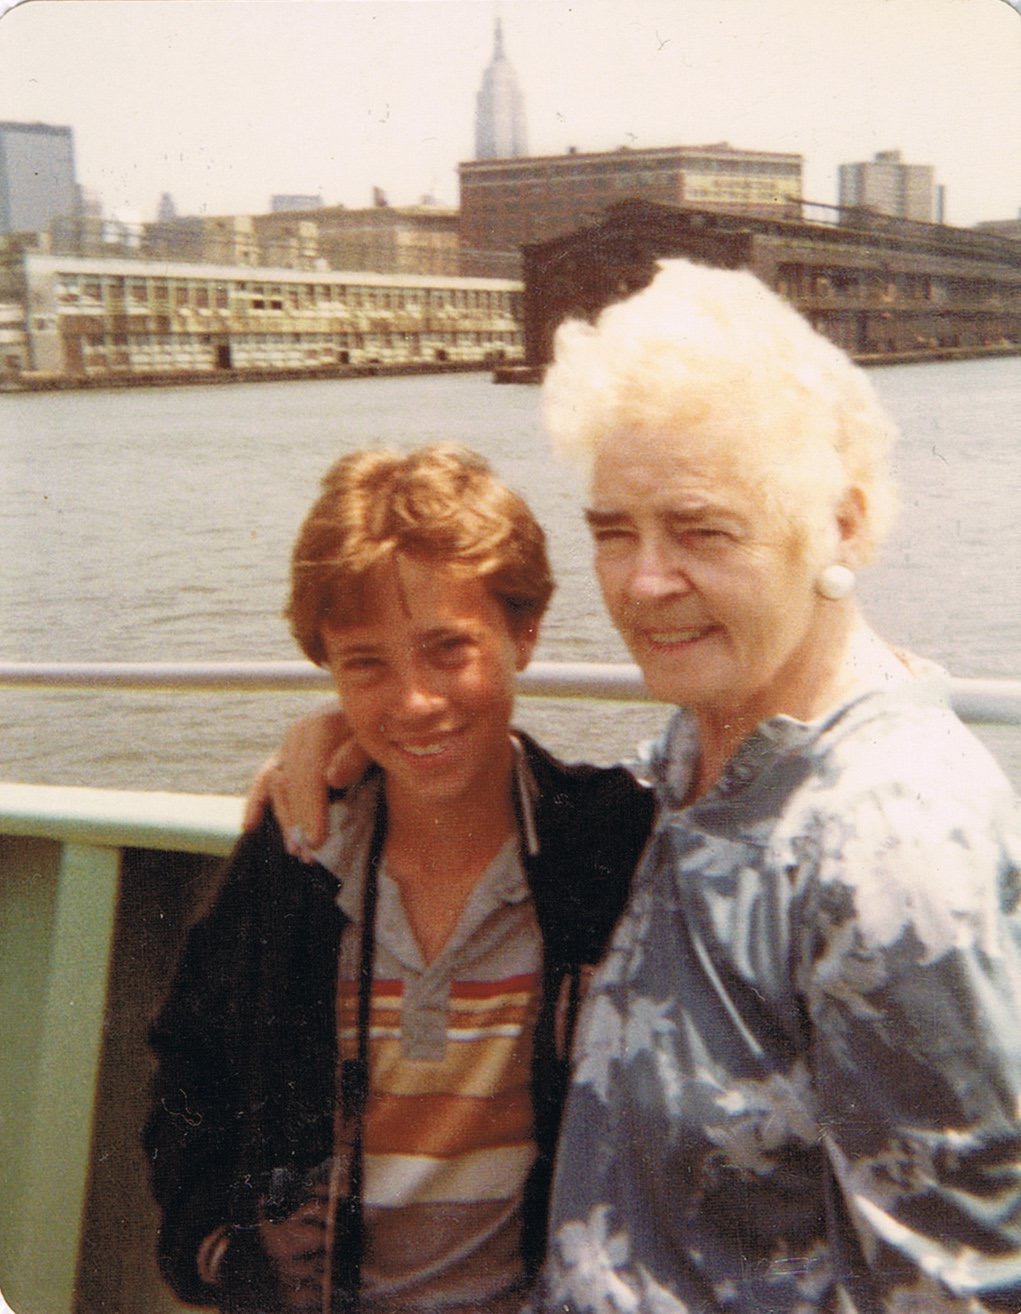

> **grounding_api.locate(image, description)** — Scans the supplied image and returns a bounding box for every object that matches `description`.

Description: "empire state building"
[474,18,528,160]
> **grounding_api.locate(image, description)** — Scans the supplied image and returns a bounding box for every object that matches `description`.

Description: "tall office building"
[0,121,79,235]
[474,18,528,161]
[460,142,803,276]
[838,149,936,223]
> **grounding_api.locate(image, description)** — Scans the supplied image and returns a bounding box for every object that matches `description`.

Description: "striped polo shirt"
[315,760,542,1313]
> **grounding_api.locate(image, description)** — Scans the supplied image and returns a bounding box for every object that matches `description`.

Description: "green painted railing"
[0,785,242,1314]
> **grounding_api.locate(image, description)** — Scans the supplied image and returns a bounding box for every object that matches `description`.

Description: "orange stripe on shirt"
[340,1089,534,1158]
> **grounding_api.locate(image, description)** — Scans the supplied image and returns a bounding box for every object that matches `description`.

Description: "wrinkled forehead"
[589,419,771,500]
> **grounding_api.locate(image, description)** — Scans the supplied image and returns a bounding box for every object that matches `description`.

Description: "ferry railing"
[1,660,1020,1314]
[2,659,1021,722]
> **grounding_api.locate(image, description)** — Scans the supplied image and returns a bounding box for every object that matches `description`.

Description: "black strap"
[333,795,387,1313]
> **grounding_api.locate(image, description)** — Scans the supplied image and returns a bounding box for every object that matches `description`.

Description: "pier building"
[517,199,1021,368]
[2,253,522,386]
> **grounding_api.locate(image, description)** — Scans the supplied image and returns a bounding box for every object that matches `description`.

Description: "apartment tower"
[838,149,936,223]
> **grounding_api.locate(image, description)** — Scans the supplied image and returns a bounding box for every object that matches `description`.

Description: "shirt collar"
[652,666,954,811]
[311,736,539,920]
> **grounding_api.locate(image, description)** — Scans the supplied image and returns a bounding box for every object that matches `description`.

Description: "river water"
[2,358,1019,792]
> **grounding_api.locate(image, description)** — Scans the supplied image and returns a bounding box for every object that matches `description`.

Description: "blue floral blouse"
[532,678,1021,1313]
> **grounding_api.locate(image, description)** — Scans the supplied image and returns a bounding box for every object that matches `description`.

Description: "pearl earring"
[816,563,856,600]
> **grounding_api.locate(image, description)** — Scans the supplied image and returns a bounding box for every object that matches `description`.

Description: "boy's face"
[321,556,538,809]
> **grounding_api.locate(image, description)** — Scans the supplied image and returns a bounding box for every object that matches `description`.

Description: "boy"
[144,445,652,1314]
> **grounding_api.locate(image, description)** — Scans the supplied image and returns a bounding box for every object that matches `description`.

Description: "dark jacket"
[143,733,655,1307]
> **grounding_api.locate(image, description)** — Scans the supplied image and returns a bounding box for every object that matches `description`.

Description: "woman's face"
[587,423,844,733]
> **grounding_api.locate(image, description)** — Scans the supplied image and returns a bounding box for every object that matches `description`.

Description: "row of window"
[71,330,524,372]
[465,157,799,185]
[776,263,1021,305]
[237,284,510,312]
[465,160,798,189]
[686,177,795,195]
[468,183,796,209]
[76,330,523,349]
[54,277,518,315]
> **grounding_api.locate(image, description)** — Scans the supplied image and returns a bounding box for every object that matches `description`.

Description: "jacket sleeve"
[520,741,656,1275]
[142,812,298,1306]
[528,744,656,966]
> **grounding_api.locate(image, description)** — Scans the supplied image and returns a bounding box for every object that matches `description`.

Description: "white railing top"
[2,660,1019,856]
[1,659,1020,724]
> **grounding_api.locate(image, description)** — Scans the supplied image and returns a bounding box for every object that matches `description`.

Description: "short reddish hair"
[287,444,554,666]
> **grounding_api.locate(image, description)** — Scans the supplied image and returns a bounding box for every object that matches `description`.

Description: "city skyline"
[0,0,1017,230]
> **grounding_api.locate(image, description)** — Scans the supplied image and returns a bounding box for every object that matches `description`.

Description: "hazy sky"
[0,0,1018,229]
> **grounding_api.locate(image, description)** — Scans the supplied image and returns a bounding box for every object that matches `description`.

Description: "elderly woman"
[250,261,1021,1312]
[530,260,1021,1313]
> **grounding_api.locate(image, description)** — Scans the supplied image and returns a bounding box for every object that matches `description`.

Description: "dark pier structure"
[517,199,1021,371]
